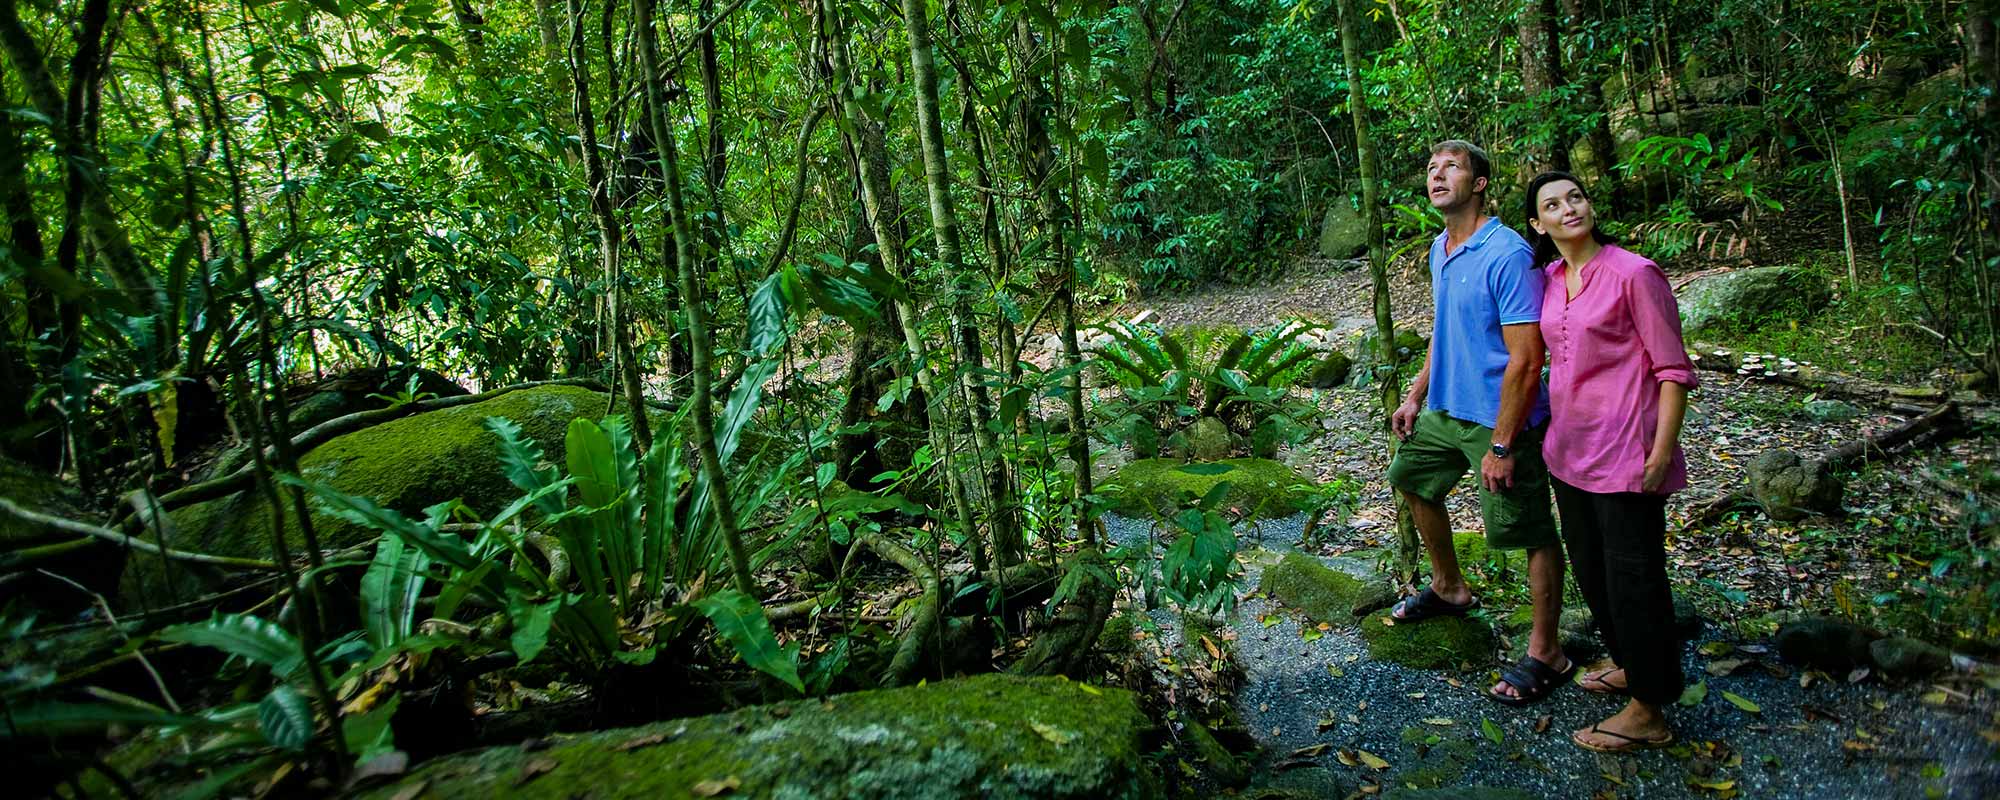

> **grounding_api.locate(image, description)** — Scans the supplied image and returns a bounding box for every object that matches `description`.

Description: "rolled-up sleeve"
[1627,263,1698,389]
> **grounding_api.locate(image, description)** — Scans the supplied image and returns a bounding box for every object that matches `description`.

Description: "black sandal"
[1487,654,1576,707]
[1572,724,1675,753]
[1389,587,1479,623]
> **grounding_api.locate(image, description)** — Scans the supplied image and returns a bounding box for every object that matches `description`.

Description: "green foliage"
[694,589,803,692]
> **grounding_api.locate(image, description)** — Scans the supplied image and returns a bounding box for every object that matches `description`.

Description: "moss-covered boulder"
[1101,458,1316,517]
[135,385,619,605]
[1186,417,1233,461]
[1360,613,1495,670]
[0,456,81,548]
[0,457,119,612]
[1747,449,1842,520]
[362,674,1157,800]
[1677,266,1831,333]
[1258,552,1396,623]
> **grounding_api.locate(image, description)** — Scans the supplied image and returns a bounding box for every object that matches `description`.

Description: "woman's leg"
[1553,478,1620,674]
[1596,492,1681,705]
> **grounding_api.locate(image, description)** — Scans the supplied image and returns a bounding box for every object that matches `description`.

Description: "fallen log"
[1686,343,1996,425]
[1684,403,1968,527]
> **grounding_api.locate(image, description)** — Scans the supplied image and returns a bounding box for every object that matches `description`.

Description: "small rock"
[1802,399,1863,422]
[1747,449,1843,520]
[1308,352,1353,389]
[1776,616,1880,673]
[1868,637,1952,679]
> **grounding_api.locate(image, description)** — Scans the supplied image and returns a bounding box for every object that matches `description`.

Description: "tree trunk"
[901,0,1018,569]
[1971,0,2000,384]
[1335,0,1420,574]
[634,0,754,595]
[1516,0,1569,174]
[566,0,652,444]
[820,0,983,563]
[449,0,488,67]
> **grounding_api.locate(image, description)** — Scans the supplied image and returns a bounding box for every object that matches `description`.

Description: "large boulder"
[0,457,116,612]
[135,385,619,605]
[361,674,1157,800]
[1747,449,1843,520]
[1258,552,1398,623]
[1319,196,1369,259]
[1100,458,1317,518]
[1677,266,1832,334]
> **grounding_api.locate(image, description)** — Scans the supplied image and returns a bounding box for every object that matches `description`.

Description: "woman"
[1523,171,1697,753]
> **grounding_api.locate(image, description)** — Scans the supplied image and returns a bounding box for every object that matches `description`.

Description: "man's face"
[1425,150,1486,212]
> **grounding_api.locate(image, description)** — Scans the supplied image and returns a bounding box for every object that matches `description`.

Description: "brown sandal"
[1572,724,1675,753]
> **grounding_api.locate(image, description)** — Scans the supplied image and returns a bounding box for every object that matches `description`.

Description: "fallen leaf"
[516,757,559,786]
[1302,628,1325,643]
[1721,691,1761,714]
[1327,664,1346,678]
[1422,717,1455,726]
[1707,658,1751,676]
[1698,641,1735,657]
[1202,636,1223,660]
[1678,681,1709,707]
[691,777,742,796]
[1029,720,1076,745]
[613,732,670,752]
[1289,743,1332,759]
[1534,715,1552,734]
[1336,749,1359,767]
[1482,717,1505,745]
[1356,750,1391,770]
[1692,779,1737,791]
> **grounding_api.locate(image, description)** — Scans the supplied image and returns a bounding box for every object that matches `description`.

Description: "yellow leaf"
[1421,717,1454,726]
[1357,750,1391,770]
[1694,779,1737,791]
[691,776,741,796]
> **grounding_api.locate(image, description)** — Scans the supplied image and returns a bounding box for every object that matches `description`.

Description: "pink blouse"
[1539,245,1698,495]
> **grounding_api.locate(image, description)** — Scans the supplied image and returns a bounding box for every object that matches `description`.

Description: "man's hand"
[1480,452,1515,492]
[1392,400,1422,440]
[1641,457,1670,494]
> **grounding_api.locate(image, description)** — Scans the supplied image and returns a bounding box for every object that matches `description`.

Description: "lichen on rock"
[361,673,1158,800]
[1360,613,1495,670]
[1257,552,1396,624]
[1100,458,1317,518]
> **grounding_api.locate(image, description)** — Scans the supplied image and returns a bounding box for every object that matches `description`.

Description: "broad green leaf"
[509,596,558,664]
[695,590,803,692]
[1481,717,1504,745]
[747,268,795,354]
[0,700,216,738]
[361,536,429,649]
[1678,680,1709,707]
[285,475,478,572]
[258,686,314,751]
[489,416,564,515]
[157,612,305,681]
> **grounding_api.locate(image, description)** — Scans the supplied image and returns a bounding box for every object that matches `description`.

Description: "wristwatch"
[1490,442,1512,459]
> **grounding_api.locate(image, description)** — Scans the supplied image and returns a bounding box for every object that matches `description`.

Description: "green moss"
[135,386,620,605]
[0,456,80,547]
[363,674,1157,800]
[1177,717,1247,786]
[1101,458,1316,518]
[1359,613,1495,670]
[1257,552,1396,624]
[1096,611,1138,659]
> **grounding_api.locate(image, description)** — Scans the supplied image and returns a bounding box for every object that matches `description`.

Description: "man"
[1386,140,1570,705]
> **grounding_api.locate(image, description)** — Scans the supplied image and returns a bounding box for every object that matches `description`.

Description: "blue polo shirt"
[1426,217,1551,430]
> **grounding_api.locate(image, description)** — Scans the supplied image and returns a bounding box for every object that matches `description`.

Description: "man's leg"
[1481,424,1566,698]
[1524,544,1565,664]
[1405,490,1470,607]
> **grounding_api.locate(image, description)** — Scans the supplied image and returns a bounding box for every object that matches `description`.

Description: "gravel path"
[1102,513,2000,799]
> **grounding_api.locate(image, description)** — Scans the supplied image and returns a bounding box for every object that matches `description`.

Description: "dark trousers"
[1553,476,1684,706]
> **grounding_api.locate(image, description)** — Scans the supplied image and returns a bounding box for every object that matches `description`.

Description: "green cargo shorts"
[1386,409,1558,551]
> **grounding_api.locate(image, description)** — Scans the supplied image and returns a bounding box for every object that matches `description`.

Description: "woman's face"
[1531,179,1595,244]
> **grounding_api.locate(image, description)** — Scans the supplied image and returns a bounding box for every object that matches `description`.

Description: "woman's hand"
[1641,456,1670,494]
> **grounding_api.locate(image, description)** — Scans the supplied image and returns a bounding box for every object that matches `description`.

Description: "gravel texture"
[1103,513,2000,799]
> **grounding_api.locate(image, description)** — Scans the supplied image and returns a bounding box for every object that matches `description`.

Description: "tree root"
[860,534,940,687]
[0,497,279,570]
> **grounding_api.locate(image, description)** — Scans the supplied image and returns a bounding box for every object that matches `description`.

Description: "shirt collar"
[1436,216,1500,260]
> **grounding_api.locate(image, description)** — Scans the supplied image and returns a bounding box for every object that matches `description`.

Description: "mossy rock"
[0,456,82,548]
[1185,417,1232,461]
[1258,552,1396,624]
[1360,613,1495,670]
[1178,717,1248,787]
[1677,266,1831,334]
[0,457,123,612]
[361,674,1157,800]
[1101,458,1316,518]
[135,385,622,606]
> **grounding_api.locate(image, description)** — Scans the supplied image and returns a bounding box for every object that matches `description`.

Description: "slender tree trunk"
[634,0,755,594]
[821,0,983,560]
[450,0,488,67]
[1972,0,2000,383]
[1335,0,1419,574]
[901,0,1017,569]
[567,0,652,444]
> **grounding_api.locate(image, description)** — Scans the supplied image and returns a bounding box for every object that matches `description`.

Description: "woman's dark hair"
[1522,170,1619,267]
